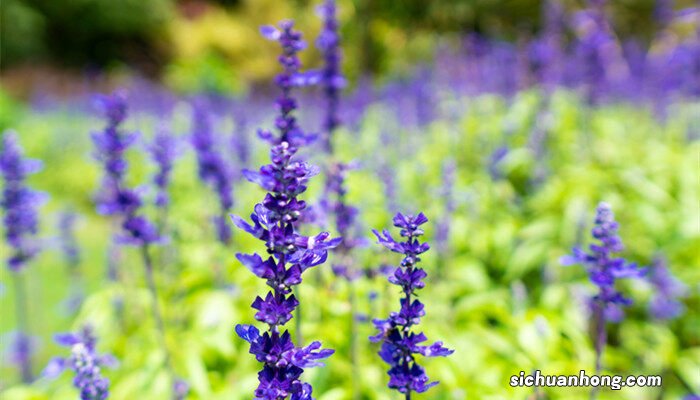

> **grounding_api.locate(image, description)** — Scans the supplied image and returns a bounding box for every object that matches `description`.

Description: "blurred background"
[2,0,699,97]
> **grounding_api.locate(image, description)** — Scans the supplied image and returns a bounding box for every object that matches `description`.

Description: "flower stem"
[140,244,174,383]
[590,303,606,400]
[13,272,32,383]
[350,281,359,400]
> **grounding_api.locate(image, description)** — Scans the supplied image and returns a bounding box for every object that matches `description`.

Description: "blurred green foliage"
[0,89,698,399]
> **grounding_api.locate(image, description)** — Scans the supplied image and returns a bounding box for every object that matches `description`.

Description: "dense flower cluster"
[44,326,115,400]
[648,256,687,320]
[232,20,338,400]
[91,92,160,246]
[191,100,234,243]
[561,202,646,322]
[316,0,344,152]
[1,131,45,271]
[371,213,453,395]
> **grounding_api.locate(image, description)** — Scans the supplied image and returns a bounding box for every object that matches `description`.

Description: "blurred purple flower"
[44,326,115,400]
[648,256,687,320]
[148,122,179,209]
[1,131,45,271]
[191,99,234,244]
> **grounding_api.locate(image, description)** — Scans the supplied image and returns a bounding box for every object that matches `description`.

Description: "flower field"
[1,1,699,400]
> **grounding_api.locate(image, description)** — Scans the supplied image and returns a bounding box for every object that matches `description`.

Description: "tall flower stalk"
[44,326,116,400]
[231,20,338,399]
[191,100,234,244]
[316,0,344,153]
[371,213,454,398]
[561,202,645,398]
[148,121,179,234]
[91,92,177,394]
[1,131,45,383]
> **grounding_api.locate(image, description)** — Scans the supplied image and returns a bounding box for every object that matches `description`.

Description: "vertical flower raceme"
[326,162,362,280]
[560,202,646,375]
[91,92,139,219]
[1,131,45,271]
[191,100,234,244]
[148,122,178,214]
[91,92,160,248]
[44,326,116,400]
[648,256,687,320]
[232,20,338,400]
[1,131,45,383]
[316,0,344,152]
[91,91,173,391]
[371,213,454,397]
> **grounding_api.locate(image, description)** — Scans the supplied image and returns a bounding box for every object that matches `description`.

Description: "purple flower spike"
[148,122,179,210]
[560,202,646,374]
[1,131,46,271]
[316,0,344,152]
[233,19,336,399]
[648,256,687,320]
[371,212,453,396]
[191,99,234,244]
[44,326,115,400]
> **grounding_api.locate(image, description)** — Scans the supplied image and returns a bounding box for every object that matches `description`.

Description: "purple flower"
[322,162,364,281]
[173,378,189,400]
[91,92,138,217]
[92,91,161,248]
[1,131,45,271]
[232,20,336,399]
[316,0,345,152]
[561,203,646,320]
[191,99,234,244]
[647,256,687,320]
[5,331,37,383]
[148,122,179,209]
[560,202,645,373]
[43,326,115,400]
[371,212,453,396]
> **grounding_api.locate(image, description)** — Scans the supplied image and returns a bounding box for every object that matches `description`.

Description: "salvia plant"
[44,326,115,400]
[316,0,344,153]
[148,121,179,232]
[91,92,179,392]
[1,130,45,383]
[191,99,234,244]
[231,20,340,399]
[561,202,646,377]
[371,212,454,397]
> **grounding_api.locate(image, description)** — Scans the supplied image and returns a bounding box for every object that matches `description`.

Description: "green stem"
[140,244,174,391]
[13,272,32,383]
[350,281,359,400]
